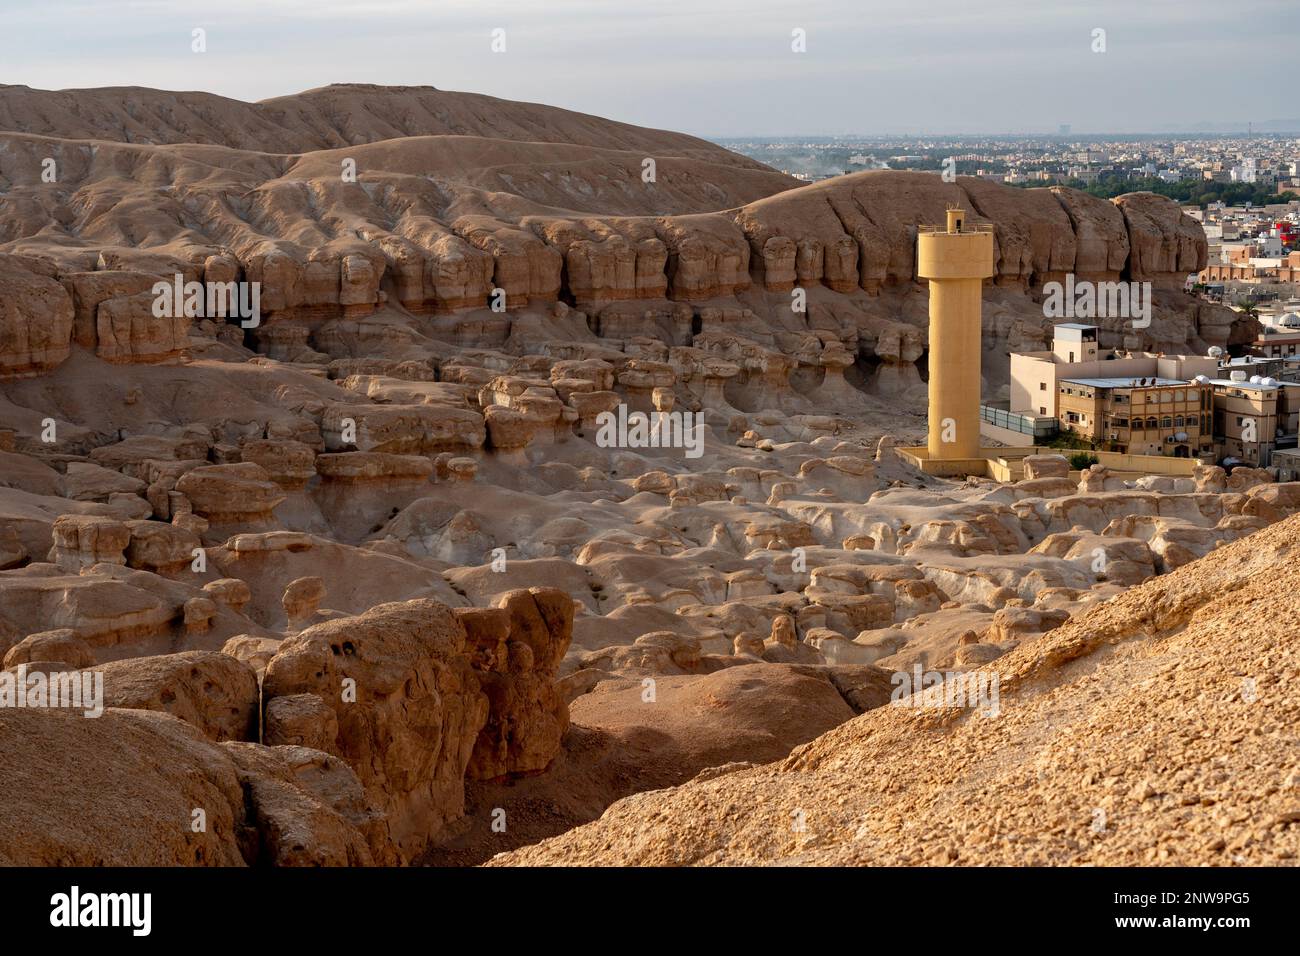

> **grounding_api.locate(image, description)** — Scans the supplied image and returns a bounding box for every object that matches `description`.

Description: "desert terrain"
[0,83,1294,867]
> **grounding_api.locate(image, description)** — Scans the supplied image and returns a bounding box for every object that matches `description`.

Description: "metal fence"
[980,404,1057,440]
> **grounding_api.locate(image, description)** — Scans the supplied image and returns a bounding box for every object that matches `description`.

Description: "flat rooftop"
[1061,376,1188,388]
[1209,378,1283,391]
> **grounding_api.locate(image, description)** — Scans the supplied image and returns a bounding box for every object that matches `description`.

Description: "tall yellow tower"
[917,208,994,461]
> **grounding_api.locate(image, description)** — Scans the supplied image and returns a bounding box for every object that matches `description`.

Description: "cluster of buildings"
[727,135,1300,191]
[861,135,1300,190]
[1002,324,1300,468]
[1195,202,1300,296]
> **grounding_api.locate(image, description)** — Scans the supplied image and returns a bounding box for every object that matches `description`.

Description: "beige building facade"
[1057,377,1214,457]
[1011,326,1218,420]
[1211,375,1300,466]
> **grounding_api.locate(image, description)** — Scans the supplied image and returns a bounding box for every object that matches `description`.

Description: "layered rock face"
[0,169,1238,385]
[0,81,1242,390]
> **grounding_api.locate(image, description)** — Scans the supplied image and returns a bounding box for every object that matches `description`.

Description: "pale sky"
[1,0,1296,136]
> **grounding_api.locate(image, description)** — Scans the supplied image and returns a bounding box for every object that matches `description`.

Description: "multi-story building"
[1273,447,1300,481]
[1057,376,1214,457]
[1200,250,1300,284]
[1210,371,1300,466]
[1006,323,1300,463]
[1010,324,1217,419]
[1254,327,1300,358]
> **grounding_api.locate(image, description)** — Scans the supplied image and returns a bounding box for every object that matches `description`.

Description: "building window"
[1175,416,1184,427]
[1039,407,1047,415]
[1147,417,1158,429]
[1039,382,1046,391]
[1187,415,1198,426]
[1162,416,1172,428]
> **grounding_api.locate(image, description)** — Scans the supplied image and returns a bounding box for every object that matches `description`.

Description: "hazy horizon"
[2,0,1297,137]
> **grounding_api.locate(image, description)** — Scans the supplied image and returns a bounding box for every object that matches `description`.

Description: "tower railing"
[917,222,996,235]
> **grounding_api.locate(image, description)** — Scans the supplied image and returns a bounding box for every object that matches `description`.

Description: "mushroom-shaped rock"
[48,515,130,572]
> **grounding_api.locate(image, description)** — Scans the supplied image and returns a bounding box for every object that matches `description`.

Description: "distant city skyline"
[2,0,1297,137]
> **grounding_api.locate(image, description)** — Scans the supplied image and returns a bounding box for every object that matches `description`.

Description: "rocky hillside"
[494,510,1300,866]
[0,85,1250,396]
[0,83,776,162]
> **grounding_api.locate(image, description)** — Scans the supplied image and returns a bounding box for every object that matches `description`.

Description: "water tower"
[917,207,995,460]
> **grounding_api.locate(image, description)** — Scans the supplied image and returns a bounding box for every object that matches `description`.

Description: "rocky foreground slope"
[495,512,1300,867]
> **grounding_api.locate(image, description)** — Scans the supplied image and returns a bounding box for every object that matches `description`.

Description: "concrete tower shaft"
[917,209,994,460]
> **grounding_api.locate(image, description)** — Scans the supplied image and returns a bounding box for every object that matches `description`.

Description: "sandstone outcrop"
[458,586,573,780]
[96,650,260,742]
[261,599,489,862]
[0,707,382,866]
[494,513,1300,866]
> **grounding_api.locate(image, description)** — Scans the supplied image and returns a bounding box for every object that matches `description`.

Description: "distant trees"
[1052,176,1299,208]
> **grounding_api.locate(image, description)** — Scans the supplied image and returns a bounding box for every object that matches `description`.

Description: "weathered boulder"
[240,439,317,489]
[124,519,201,574]
[175,462,286,529]
[261,599,489,863]
[457,586,574,780]
[48,514,129,571]
[0,707,383,866]
[0,255,74,377]
[264,693,338,751]
[3,629,95,669]
[95,650,260,742]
